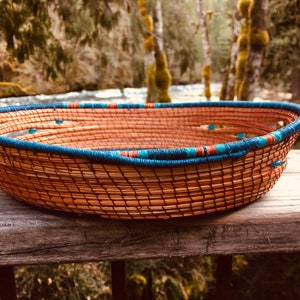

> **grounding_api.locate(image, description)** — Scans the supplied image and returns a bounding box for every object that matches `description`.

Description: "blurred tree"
[139,0,172,103]
[221,7,242,100]
[205,0,236,81]
[56,0,133,91]
[0,0,237,95]
[196,0,212,100]
[162,0,202,84]
[152,0,172,102]
[130,2,147,88]
[0,0,50,60]
[0,0,68,80]
[234,0,252,100]
[0,0,124,81]
[261,0,300,102]
[138,0,156,101]
[239,0,269,100]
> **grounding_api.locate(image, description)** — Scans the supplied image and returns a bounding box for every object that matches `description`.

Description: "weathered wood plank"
[0,151,299,266]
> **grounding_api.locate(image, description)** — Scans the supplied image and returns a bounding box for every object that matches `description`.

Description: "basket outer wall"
[0,135,296,220]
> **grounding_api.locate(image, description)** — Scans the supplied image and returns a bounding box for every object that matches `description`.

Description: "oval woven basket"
[0,101,299,220]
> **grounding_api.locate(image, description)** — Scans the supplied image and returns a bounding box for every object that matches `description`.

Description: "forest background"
[0,0,299,102]
[1,0,300,299]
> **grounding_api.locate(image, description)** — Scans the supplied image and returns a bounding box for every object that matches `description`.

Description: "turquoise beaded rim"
[0,101,299,167]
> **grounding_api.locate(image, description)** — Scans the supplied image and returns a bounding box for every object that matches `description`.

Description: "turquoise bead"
[236,133,245,139]
[28,128,37,134]
[55,119,64,124]
[270,160,286,167]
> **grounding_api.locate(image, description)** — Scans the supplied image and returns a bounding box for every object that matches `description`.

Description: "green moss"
[220,71,229,100]
[146,52,172,103]
[204,86,212,99]
[202,65,211,100]
[127,274,147,300]
[236,52,247,78]
[235,0,268,100]
[146,63,158,102]
[234,79,241,97]
[238,78,249,100]
[144,15,153,32]
[154,52,171,89]
[158,93,172,103]
[238,34,248,52]
[138,0,146,8]
[237,0,252,18]
[234,0,252,100]
[138,0,147,14]
[139,7,147,17]
[143,36,154,53]
[138,0,154,54]
[250,29,269,51]
[154,52,172,103]
[236,37,251,99]
[138,2,172,103]
[202,65,210,80]
[155,51,167,69]
[146,63,156,85]
[235,46,248,97]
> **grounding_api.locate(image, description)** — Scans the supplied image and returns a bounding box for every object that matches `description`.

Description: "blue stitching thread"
[0,101,299,167]
[270,160,287,167]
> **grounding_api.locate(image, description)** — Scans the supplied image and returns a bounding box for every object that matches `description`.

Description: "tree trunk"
[196,0,211,100]
[235,0,251,100]
[138,0,155,102]
[240,0,269,100]
[226,9,242,100]
[140,0,171,103]
[153,0,164,53]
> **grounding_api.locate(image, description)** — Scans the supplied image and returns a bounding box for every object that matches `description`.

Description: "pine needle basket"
[0,101,299,220]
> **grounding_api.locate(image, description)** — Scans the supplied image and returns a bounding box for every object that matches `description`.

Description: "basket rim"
[0,100,299,167]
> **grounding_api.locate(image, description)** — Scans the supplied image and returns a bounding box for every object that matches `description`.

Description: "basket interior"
[0,105,298,151]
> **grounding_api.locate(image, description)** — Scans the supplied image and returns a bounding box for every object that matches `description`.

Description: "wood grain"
[0,151,299,266]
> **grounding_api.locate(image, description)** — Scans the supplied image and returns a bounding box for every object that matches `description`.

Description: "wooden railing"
[0,150,299,300]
